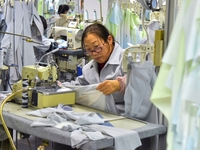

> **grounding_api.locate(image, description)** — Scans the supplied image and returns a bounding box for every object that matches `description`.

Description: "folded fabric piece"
[71,127,106,148]
[57,104,73,111]
[30,118,56,127]
[55,121,81,132]
[82,131,105,141]
[75,112,104,125]
[28,107,104,126]
[89,125,141,150]
[47,112,68,124]
[26,107,63,117]
[26,104,73,117]
[70,129,90,148]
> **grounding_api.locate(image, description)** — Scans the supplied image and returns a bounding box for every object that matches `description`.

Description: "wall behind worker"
[84,0,108,24]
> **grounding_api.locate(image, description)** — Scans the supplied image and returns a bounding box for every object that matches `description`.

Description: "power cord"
[0,88,31,150]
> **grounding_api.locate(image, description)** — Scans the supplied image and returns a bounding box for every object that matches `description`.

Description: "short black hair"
[39,15,47,31]
[81,23,115,51]
[58,4,69,15]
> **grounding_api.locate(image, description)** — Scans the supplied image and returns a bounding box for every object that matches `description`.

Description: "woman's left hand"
[96,80,120,95]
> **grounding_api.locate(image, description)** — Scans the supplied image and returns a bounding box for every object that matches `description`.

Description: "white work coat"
[75,42,125,105]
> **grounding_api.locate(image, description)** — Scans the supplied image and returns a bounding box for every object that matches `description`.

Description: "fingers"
[96,81,107,90]
[96,81,112,95]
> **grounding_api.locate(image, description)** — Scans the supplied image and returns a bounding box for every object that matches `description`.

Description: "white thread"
[93,9,97,21]
[84,9,89,20]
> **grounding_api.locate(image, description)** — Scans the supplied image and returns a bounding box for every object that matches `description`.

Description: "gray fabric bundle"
[124,58,156,121]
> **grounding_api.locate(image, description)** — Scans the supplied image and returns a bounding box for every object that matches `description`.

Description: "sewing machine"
[54,26,83,50]
[12,64,75,108]
[55,49,87,81]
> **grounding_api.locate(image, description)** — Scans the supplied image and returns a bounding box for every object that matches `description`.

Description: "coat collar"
[106,42,122,65]
[91,42,123,68]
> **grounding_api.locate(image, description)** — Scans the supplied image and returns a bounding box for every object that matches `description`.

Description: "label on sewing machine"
[68,21,78,28]
[67,31,73,37]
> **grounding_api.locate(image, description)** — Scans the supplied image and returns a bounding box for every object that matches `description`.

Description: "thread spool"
[84,9,89,21]
[0,48,3,69]
[22,79,29,108]
[93,9,97,21]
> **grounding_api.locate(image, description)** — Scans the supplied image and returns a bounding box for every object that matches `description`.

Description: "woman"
[57,4,69,16]
[62,23,126,114]
[55,4,69,27]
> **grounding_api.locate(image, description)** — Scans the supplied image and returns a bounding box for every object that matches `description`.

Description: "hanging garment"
[124,57,156,121]
[22,1,36,66]
[28,1,50,63]
[33,35,51,62]
[151,0,200,150]
[123,9,131,49]
[130,12,141,45]
[0,1,11,46]
[140,20,160,44]
[37,0,43,16]
[0,4,7,42]
[0,20,6,42]
[1,2,17,81]
[105,2,143,48]
[13,1,26,80]
[110,1,123,27]
[105,5,118,39]
[28,1,44,42]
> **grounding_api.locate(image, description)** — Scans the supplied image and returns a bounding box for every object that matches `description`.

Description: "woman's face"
[84,34,114,63]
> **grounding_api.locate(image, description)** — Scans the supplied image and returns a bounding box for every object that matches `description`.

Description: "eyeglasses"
[84,42,105,56]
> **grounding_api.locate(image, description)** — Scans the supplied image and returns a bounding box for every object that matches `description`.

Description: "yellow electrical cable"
[0,88,30,150]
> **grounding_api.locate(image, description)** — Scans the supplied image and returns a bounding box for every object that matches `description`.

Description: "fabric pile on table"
[27,104,141,149]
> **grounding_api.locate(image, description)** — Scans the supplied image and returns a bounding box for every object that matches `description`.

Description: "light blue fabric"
[110,1,123,26]
[123,9,131,48]
[105,7,117,37]
[130,13,141,45]
[145,10,151,20]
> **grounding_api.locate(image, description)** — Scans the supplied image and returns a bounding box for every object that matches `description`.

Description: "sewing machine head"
[12,64,58,100]
[24,65,57,85]
[12,64,75,108]
[54,26,83,50]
